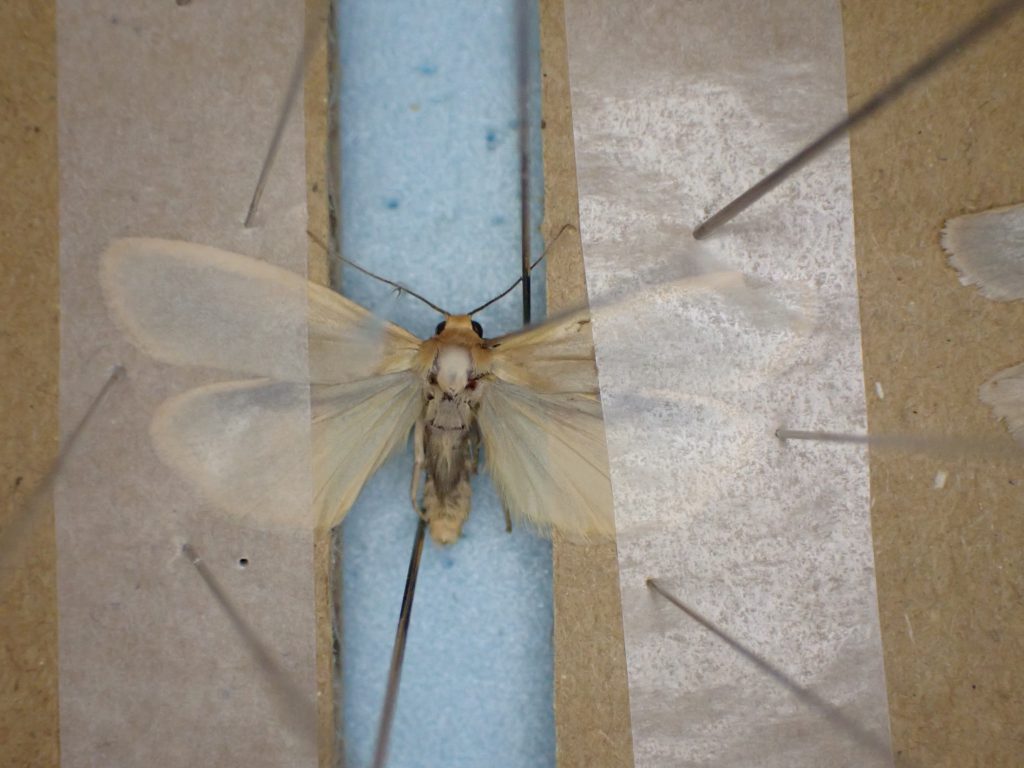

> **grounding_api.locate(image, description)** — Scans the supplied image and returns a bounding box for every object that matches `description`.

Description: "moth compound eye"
[471,320,483,338]
[435,321,447,335]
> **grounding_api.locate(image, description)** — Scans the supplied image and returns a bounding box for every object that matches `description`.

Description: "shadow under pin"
[244,15,324,228]
[692,0,1024,239]
[0,365,125,572]
[776,427,1024,464]
[181,542,317,748]
[646,578,898,764]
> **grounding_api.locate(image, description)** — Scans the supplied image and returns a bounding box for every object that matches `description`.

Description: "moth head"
[434,314,484,339]
[427,315,490,398]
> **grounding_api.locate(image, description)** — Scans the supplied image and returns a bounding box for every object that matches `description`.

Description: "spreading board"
[4,1,1024,766]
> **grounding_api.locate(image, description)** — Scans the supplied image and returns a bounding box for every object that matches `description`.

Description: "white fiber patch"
[942,202,1024,301]
[980,361,1024,446]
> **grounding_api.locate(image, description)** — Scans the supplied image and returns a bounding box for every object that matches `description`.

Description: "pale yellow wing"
[478,381,613,539]
[486,308,599,395]
[942,202,1024,302]
[475,270,816,539]
[310,374,423,528]
[101,238,421,383]
[151,374,422,531]
[477,311,613,539]
[102,238,426,530]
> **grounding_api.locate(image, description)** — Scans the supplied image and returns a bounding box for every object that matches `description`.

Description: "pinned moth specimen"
[100,238,613,545]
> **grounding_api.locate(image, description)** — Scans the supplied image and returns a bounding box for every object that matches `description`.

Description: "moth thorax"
[435,345,472,395]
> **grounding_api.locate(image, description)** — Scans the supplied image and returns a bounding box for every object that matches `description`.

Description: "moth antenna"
[468,223,576,317]
[307,230,450,316]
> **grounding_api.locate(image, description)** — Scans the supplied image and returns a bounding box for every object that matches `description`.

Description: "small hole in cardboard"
[237,557,249,569]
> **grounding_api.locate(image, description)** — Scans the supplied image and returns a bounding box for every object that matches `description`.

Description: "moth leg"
[503,505,512,534]
[410,418,428,521]
[411,477,429,522]
[467,423,481,475]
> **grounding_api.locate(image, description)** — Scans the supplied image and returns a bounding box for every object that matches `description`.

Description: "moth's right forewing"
[101,238,421,383]
[106,238,429,530]
[102,239,313,381]
[306,280,422,383]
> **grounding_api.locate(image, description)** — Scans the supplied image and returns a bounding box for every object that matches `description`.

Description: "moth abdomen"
[422,427,475,545]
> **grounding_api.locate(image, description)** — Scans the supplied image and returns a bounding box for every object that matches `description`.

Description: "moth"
[100,238,614,545]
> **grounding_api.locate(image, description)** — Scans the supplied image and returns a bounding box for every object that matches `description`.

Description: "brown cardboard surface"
[540,1,635,765]
[842,2,1024,765]
[0,3,61,766]
[302,1,337,765]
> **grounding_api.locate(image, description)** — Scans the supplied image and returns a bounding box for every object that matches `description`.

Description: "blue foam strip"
[336,2,553,766]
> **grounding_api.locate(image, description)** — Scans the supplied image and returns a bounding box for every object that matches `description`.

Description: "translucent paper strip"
[564,0,894,765]
[55,3,317,766]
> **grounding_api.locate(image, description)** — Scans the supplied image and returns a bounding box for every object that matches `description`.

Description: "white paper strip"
[56,3,317,766]
[564,1,893,765]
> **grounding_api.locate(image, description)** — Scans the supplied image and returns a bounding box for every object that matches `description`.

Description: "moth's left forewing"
[477,310,615,539]
[102,238,425,384]
[487,308,601,394]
